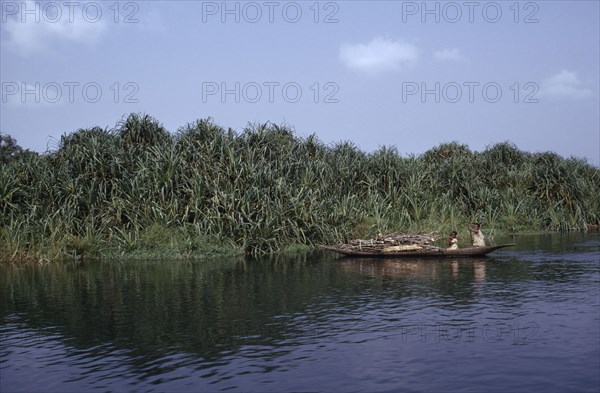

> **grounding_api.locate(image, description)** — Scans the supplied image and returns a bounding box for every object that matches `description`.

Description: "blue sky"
[1,0,599,165]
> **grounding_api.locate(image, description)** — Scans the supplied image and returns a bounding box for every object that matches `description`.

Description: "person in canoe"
[447,231,459,250]
[468,223,486,247]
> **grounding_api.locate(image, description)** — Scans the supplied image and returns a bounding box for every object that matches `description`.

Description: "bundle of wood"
[337,232,439,254]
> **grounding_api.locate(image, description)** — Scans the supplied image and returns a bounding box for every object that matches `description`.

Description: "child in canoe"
[447,231,459,250]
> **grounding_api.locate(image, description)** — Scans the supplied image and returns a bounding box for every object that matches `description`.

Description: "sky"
[1,0,599,165]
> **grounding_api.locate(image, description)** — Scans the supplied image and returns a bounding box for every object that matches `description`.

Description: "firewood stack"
[337,233,439,253]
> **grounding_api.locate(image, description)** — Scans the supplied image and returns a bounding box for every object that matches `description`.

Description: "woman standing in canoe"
[469,223,486,247]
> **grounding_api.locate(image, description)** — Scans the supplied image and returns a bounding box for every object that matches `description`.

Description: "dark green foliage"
[1,115,599,261]
[0,133,30,164]
[118,113,171,149]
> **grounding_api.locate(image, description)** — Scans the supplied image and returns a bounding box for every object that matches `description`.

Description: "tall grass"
[1,115,599,261]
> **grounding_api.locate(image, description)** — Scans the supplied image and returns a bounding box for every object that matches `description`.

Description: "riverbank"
[3,226,598,264]
[1,114,599,263]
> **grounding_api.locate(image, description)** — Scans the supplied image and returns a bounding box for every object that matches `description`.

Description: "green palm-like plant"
[2,115,599,261]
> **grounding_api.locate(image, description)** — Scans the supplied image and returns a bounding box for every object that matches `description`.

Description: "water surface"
[1,233,599,392]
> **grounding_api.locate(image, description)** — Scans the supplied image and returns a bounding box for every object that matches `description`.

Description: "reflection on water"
[340,257,488,280]
[1,233,599,393]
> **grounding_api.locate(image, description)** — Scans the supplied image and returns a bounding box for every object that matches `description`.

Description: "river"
[1,233,599,392]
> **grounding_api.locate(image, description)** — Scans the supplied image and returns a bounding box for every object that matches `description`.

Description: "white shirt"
[472,231,485,247]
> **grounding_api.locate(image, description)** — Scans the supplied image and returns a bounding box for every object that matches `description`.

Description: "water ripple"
[2,234,599,393]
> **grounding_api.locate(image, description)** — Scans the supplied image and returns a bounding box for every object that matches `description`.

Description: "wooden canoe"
[320,244,516,258]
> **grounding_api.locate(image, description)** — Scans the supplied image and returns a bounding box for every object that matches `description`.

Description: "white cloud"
[339,37,419,74]
[1,1,107,56]
[539,70,592,100]
[433,48,465,62]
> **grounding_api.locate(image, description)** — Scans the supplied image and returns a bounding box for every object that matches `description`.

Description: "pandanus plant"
[1,114,599,261]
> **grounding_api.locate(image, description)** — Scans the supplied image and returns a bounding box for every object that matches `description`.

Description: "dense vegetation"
[1,114,599,261]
